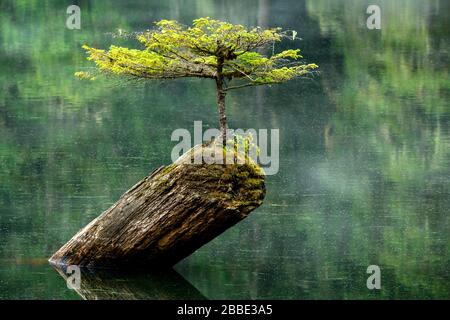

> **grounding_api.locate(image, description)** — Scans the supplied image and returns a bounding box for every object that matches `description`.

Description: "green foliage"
[78,17,318,89]
[228,133,260,157]
[0,0,449,300]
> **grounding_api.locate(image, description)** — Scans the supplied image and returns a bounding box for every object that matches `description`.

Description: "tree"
[76,17,318,147]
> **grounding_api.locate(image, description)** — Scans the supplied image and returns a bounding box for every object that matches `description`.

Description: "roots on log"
[49,143,265,268]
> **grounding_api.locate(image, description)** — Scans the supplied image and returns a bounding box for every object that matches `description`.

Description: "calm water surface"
[0,0,449,299]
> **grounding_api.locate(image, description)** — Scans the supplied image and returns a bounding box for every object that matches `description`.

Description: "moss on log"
[49,143,265,268]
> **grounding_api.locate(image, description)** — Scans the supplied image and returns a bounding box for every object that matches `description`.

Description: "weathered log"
[49,142,265,268]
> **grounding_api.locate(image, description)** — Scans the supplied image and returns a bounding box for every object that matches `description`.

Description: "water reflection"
[52,266,205,300]
[0,0,449,299]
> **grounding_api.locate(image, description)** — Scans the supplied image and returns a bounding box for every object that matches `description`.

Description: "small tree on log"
[76,17,318,147]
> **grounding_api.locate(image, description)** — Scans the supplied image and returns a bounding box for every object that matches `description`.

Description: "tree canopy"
[76,17,318,90]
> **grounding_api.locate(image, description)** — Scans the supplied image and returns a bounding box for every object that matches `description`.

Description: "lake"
[0,0,449,299]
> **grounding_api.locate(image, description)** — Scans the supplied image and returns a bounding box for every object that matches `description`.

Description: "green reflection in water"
[0,0,448,299]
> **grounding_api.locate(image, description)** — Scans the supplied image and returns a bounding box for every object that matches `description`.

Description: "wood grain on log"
[49,143,265,268]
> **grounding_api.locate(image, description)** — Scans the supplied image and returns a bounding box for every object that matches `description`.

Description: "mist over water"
[0,0,449,299]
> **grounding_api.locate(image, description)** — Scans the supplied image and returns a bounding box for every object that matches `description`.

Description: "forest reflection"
[0,0,448,299]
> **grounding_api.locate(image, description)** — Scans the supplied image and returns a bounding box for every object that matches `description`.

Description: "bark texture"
[49,143,265,268]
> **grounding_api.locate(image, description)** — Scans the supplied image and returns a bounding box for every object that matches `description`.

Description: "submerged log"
[52,265,205,300]
[49,142,265,268]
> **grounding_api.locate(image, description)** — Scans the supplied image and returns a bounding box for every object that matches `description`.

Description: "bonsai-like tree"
[76,17,318,147]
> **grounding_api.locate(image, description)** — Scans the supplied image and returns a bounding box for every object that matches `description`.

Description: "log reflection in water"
[52,265,206,300]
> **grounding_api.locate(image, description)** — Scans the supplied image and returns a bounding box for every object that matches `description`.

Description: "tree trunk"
[216,56,227,147]
[216,77,227,147]
[49,143,265,268]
